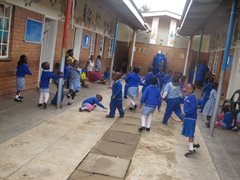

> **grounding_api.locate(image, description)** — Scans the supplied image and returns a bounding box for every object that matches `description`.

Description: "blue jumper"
[222,112,233,129]
[198,82,212,112]
[140,85,161,108]
[125,73,144,87]
[162,82,184,124]
[182,94,198,137]
[196,63,209,81]
[40,70,61,89]
[103,71,110,80]
[142,72,155,93]
[16,64,32,77]
[108,80,124,117]
[82,97,106,109]
[152,53,166,73]
[69,67,81,91]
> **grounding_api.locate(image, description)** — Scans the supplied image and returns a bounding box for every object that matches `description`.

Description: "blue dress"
[182,94,198,137]
[69,67,81,92]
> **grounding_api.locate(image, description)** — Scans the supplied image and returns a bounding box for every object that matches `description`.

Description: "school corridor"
[0,82,222,180]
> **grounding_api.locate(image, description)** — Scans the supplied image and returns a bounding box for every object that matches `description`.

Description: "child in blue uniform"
[67,60,82,105]
[39,62,62,109]
[182,84,200,157]
[106,72,124,118]
[139,77,161,132]
[124,67,133,99]
[142,67,155,93]
[220,106,233,130]
[162,75,184,125]
[103,67,110,81]
[79,94,107,112]
[125,67,144,110]
[15,55,32,102]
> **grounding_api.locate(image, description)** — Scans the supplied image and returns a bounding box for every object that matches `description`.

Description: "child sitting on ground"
[232,111,240,131]
[103,67,110,81]
[221,106,233,130]
[79,94,107,112]
[39,62,62,109]
[138,77,161,132]
[181,83,200,157]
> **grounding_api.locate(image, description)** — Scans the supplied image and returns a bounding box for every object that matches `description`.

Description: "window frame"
[0,2,12,59]
[212,50,219,75]
[99,35,105,56]
[107,37,113,58]
[89,32,96,56]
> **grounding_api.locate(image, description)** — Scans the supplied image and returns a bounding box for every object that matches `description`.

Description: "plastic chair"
[221,89,240,112]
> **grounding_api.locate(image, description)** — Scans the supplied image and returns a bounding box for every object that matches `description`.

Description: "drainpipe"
[193,28,204,84]
[183,36,193,76]
[210,0,238,136]
[57,0,72,108]
[129,30,137,67]
[109,16,119,85]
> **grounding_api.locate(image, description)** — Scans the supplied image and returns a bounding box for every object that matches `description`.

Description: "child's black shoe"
[184,150,196,157]
[133,104,138,110]
[79,107,83,112]
[146,128,150,132]
[193,143,200,148]
[106,115,114,118]
[19,96,24,99]
[43,103,47,109]
[14,98,23,102]
[67,93,71,99]
[38,103,43,107]
[67,101,72,105]
[119,114,124,118]
[138,127,145,132]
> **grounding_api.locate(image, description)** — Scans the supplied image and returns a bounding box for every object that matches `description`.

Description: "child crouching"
[79,94,107,112]
[138,77,161,132]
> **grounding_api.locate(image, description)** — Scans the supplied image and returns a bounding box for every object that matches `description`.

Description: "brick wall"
[0,6,44,97]
[114,41,129,71]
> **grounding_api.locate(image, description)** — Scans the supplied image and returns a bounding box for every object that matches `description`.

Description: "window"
[99,35,105,56]
[212,51,219,75]
[208,51,214,70]
[89,32,96,56]
[107,38,113,58]
[0,3,12,59]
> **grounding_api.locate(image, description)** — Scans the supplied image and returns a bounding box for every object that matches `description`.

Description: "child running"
[138,77,161,132]
[39,62,62,109]
[67,60,82,105]
[142,67,155,93]
[125,66,144,110]
[79,94,107,112]
[106,72,124,118]
[182,83,200,157]
[15,55,32,102]
[162,75,184,125]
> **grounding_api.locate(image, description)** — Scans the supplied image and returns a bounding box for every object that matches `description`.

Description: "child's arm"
[184,97,197,114]
[138,75,145,86]
[96,101,107,109]
[112,82,121,99]
[24,65,32,75]
[140,88,148,105]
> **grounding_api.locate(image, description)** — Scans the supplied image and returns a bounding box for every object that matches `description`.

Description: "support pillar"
[129,30,137,67]
[183,36,193,76]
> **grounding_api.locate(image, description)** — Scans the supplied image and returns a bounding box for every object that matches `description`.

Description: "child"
[66,49,75,64]
[15,55,32,102]
[67,60,82,105]
[95,55,102,72]
[182,83,200,157]
[138,77,161,132]
[103,67,110,81]
[106,72,124,118]
[232,111,240,131]
[125,67,144,110]
[161,75,184,125]
[79,94,107,112]
[124,67,133,99]
[142,67,155,93]
[39,62,62,109]
[202,82,218,128]
[221,106,233,130]
[198,77,213,113]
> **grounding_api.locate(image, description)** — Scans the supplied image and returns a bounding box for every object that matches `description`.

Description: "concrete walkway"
[0,83,220,180]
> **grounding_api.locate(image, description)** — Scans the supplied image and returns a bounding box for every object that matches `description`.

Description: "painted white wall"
[167,19,177,47]
[150,17,159,44]
[227,41,240,98]
[192,35,211,53]
[136,31,151,44]
[157,17,170,46]
[117,23,133,42]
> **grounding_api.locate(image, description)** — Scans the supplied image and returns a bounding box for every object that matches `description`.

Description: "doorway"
[73,27,83,60]
[38,18,58,84]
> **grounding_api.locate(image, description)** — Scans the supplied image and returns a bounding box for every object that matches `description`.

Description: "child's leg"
[162,100,174,124]
[174,105,184,121]
[116,100,124,117]
[108,99,117,117]
[39,92,44,105]
[146,113,153,128]
[141,115,146,127]
[188,137,194,151]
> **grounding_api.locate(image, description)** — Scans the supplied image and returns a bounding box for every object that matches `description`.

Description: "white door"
[38,18,58,84]
[73,27,83,60]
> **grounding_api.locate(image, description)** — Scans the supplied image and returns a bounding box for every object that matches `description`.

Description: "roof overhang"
[94,0,149,31]
[142,11,181,20]
[178,0,231,36]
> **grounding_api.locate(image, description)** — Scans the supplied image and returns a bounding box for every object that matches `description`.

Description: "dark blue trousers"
[162,98,184,124]
[109,98,124,117]
[51,84,64,105]
[124,84,129,98]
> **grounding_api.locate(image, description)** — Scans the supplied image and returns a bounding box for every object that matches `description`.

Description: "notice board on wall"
[24,18,43,44]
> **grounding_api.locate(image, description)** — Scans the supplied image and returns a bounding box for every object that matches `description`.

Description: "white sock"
[189,142,194,151]
[43,92,49,103]
[141,115,146,127]
[146,113,153,128]
[129,98,136,106]
[15,95,19,99]
[39,92,44,104]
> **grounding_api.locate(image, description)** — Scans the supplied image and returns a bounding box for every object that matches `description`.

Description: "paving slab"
[116,116,140,126]
[111,123,140,135]
[78,153,130,179]
[68,170,121,180]
[102,130,139,145]
[91,140,136,160]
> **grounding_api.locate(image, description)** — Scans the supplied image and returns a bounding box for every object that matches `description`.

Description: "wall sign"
[225,55,233,70]
[82,34,90,49]
[24,18,43,44]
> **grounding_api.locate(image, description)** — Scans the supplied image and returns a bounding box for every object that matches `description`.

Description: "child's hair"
[188,83,196,92]
[222,105,230,113]
[67,49,73,56]
[17,54,27,67]
[97,55,101,59]
[168,70,173,75]
[133,66,140,74]
[151,77,158,85]
[105,67,109,71]
[41,62,50,70]
[172,75,179,84]
[54,62,61,69]
[89,55,94,60]
[96,94,103,101]
[212,82,218,90]
[112,72,122,80]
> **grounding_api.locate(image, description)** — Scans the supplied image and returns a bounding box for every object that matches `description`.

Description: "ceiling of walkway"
[179,0,234,36]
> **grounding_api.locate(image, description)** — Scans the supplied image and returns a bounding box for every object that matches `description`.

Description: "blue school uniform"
[198,82,212,112]
[162,82,184,124]
[16,63,32,91]
[82,97,106,109]
[103,71,110,80]
[69,67,81,92]
[141,85,161,116]
[95,59,101,72]
[196,63,208,81]
[40,70,61,92]
[125,73,144,98]
[142,71,155,93]
[182,94,198,137]
[152,53,166,73]
[221,112,233,129]
[108,80,124,117]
